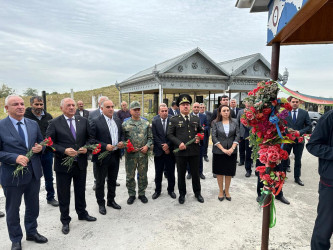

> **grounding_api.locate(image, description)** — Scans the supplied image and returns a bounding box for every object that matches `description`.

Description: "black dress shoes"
[168,192,176,199]
[127,196,136,205]
[204,156,209,162]
[238,162,244,166]
[276,195,290,205]
[11,242,21,250]
[286,167,291,172]
[164,172,168,179]
[79,214,97,221]
[47,198,59,207]
[152,192,161,200]
[107,200,121,209]
[26,232,48,243]
[99,205,106,215]
[187,173,192,179]
[245,171,251,177]
[218,196,224,201]
[0,211,4,217]
[200,173,206,179]
[62,224,70,234]
[295,178,304,186]
[92,183,96,191]
[179,195,185,204]
[138,195,148,203]
[195,194,204,203]
[116,182,120,186]
[213,174,217,178]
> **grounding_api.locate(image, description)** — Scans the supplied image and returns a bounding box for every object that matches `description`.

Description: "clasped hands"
[106,142,125,151]
[16,143,43,166]
[162,143,170,154]
[218,145,234,156]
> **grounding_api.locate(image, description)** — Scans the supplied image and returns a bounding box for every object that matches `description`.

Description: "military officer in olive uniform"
[167,94,204,204]
[122,101,153,205]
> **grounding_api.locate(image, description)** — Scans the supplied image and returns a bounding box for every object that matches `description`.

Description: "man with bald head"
[75,100,89,119]
[46,98,96,235]
[117,101,131,123]
[0,95,47,249]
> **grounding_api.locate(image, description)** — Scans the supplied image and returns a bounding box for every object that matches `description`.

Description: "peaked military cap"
[177,94,192,106]
[129,101,141,109]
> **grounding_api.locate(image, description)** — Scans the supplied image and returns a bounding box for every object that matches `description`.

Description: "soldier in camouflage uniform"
[122,101,153,205]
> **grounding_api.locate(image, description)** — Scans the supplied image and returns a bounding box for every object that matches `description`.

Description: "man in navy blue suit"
[187,102,207,180]
[151,103,176,200]
[282,97,311,186]
[168,101,179,116]
[0,95,48,250]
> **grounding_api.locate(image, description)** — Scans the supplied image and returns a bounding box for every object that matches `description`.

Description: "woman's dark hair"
[215,105,232,122]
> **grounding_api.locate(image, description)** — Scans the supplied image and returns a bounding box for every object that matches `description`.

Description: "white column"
[159,84,163,104]
[141,91,144,116]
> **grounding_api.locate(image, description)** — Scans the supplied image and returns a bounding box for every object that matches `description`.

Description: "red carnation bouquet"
[173,133,204,153]
[62,143,101,171]
[97,139,135,163]
[13,137,55,178]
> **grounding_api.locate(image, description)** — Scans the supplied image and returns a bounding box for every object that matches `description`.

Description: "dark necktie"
[292,111,297,123]
[68,118,76,140]
[185,115,189,126]
[162,119,166,134]
[17,122,26,146]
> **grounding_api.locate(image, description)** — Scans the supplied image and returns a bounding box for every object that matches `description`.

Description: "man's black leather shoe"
[107,200,121,209]
[295,178,304,186]
[245,172,251,177]
[0,211,4,217]
[11,242,21,250]
[116,182,120,186]
[200,173,206,179]
[204,156,209,162]
[62,224,69,234]
[179,195,185,204]
[47,199,59,207]
[168,192,176,199]
[164,172,168,179]
[195,194,204,203]
[286,167,291,172]
[99,205,106,215]
[127,196,136,205]
[26,232,48,243]
[187,173,192,179]
[276,195,290,205]
[138,195,148,203]
[92,183,96,190]
[213,174,217,178]
[152,192,161,200]
[238,162,244,166]
[78,214,97,221]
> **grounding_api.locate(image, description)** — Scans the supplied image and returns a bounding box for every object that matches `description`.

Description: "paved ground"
[0,145,323,249]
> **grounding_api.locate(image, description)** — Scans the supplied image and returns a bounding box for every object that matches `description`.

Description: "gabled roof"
[218,53,282,79]
[121,47,229,84]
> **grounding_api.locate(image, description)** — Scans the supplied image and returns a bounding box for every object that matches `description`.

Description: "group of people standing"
[0,92,330,250]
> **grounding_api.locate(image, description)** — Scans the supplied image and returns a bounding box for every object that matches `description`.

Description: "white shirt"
[104,115,118,150]
[79,110,84,117]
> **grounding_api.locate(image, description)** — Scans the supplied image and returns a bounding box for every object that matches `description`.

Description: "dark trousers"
[282,143,305,179]
[56,164,88,225]
[187,145,204,174]
[256,159,283,199]
[154,153,175,193]
[245,140,253,173]
[41,150,55,201]
[3,177,40,243]
[95,153,120,206]
[311,182,333,250]
[176,155,201,196]
[239,137,245,164]
[93,162,97,183]
[203,129,210,157]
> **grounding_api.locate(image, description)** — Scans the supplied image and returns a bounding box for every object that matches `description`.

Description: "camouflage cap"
[129,101,141,109]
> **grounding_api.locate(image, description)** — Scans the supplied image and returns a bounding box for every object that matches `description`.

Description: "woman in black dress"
[211,105,240,201]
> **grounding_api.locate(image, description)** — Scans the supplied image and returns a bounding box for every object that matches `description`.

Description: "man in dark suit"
[229,98,241,118]
[0,95,47,250]
[46,98,96,235]
[187,102,207,180]
[210,95,236,125]
[88,96,109,190]
[75,100,89,119]
[168,101,180,116]
[199,103,212,162]
[90,99,124,215]
[24,96,58,207]
[151,104,176,200]
[282,97,311,186]
[306,110,333,249]
[167,94,204,204]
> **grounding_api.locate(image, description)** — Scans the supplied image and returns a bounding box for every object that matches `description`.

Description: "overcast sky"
[0,0,332,97]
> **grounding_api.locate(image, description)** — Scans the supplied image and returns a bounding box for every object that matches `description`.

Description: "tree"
[23,88,38,96]
[0,84,15,98]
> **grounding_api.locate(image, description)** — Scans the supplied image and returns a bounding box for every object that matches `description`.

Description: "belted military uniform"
[167,113,203,196]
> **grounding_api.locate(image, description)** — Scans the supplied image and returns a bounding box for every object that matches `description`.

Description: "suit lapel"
[5,117,27,148]
[24,119,35,149]
[101,115,112,142]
